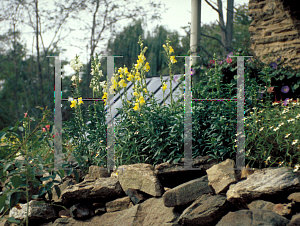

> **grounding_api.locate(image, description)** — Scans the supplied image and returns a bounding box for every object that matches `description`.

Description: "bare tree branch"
[200,32,225,47]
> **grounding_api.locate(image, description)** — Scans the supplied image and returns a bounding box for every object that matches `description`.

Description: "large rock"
[116,163,164,197]
[3,155,300,225]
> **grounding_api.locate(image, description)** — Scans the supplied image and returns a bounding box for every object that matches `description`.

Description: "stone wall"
[248,0,300,71]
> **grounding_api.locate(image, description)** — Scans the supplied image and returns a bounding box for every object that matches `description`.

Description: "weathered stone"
[216,209,290,226]
[125,188,151,205]
[273,202,294,217]
[60,177,125,206]
[287,213,300,226]
[247,199,275,211]
[58,209,71,218]
[69,203,94,219]
[105,196,133,212]
[117,163,164,197]
[45,179,77,203]
[178,194,237,226]
[163,175,213,207]
[9,200,57,220]
[249,0,300,71]
[5,155,300,225]
[288,192,300,202]
[84,165,111,180]
[206,159,238,194]
[227,167,300,209]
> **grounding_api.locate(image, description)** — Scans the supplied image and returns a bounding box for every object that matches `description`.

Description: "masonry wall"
[248,0,300,71]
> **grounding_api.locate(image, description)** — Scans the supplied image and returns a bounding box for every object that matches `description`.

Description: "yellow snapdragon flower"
[78,97,84,105]
[162,83,167,91]
[139,96,145,106]
[133,102,140,111]
[70,100,77,108]
[144,62,150,72]
[170,56,177,64]
[127,73,134,82]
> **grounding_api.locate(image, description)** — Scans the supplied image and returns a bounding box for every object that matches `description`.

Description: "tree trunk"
[190,0,201,86]
[35,0,44,108]
[13,21,19,121]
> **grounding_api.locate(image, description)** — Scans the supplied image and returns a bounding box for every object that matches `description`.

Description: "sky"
[1,0,250,79]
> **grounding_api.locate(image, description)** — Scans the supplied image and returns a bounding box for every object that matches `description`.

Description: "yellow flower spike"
[136,71,140,77]
[133,91,139,97]
[135,76,141,82]
[169,46,174,54]
[102,92,107,99]
[70,100,77,108]
[118,67,123,73]
[170,56,177,64]
[127,75,133,82]
[133,102,140,111]
[162,44,166,49]
[144,62,150,72]
[143,88,147,93]
[139,96,145,106]
[162,83,167,91]
[124,67,129,74]
[78,97,84,105]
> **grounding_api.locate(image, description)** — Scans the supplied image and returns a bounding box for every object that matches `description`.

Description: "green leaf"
[8,126,14,131]
[11,176,22,189]
[7,217,20,223]
[38,187,46,196]
[18,127,24,132]
[0,127,9,133]
[37,164,43,172]
[47,190,52,201]
[9,192,20,209]
[66,169,72,176]
[54,185,61,199]
[0,193,7,212]
[40,176,52,181]
[293,83,299,90]
[58,169,65,179]
[73,170,79,183]
[3,163,12,172]
[31,195,39,199]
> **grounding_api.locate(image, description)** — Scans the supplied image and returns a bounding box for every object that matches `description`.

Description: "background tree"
[57,0,169,98]
[181,2,253,67]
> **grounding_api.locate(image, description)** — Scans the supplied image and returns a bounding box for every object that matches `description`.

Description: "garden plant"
[1,35,300,225]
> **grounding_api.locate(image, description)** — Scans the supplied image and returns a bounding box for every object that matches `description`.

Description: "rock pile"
[2,156,300,226]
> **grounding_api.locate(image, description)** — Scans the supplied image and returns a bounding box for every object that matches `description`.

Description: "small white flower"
[68,97,74,102]
[285,133,291,138]
[294,164,300,172]
[292,140,299,145]
[259,127,264,131]
[71,75,76,81]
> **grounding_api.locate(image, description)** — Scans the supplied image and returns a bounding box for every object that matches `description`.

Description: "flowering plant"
[63,36,189,169]
[0,107,76,225]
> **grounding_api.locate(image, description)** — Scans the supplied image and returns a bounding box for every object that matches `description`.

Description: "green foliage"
[0,108,79,224]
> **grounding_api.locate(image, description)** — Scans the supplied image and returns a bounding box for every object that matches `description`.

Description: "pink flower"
[24,113,28,118]
[42,128,46,132]
[45,125,50,131]
[226,58,232,63]
[210,60,215,64]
